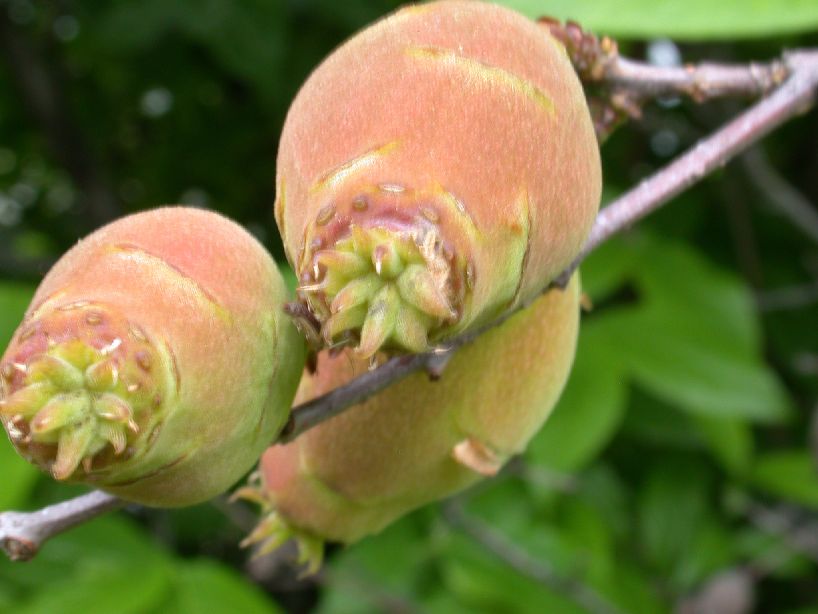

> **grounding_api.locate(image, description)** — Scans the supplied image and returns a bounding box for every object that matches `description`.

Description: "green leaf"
[636,457,735,590]
[0,281,35,348]
[526,320,628,471]
[171,560,283,614]
[498,0,818,39]
[317,513,435,614]
[0,436,39,509]
[606,237,791,422]
[438,530,585,614]
[692,415,754,475]
[752,450,818,508]
[0,515,170,591]
[579,236,637,304]
[14,563,171,614]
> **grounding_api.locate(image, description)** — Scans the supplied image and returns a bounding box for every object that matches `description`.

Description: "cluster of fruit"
[0,1,600,573]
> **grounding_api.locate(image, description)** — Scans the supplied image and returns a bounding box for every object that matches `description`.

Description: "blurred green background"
[1,1,818,612]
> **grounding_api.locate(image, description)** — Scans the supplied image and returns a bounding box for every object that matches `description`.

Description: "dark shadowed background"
[1,1,818,612]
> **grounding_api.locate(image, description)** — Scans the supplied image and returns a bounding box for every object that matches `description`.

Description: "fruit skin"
[0,207,305,507]
[275,0,600,357]
[238,274,580,571]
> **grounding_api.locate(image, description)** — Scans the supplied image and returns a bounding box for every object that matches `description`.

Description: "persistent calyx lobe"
[1,302,169,481]
[276,0,601,358]
[297,185,467,358]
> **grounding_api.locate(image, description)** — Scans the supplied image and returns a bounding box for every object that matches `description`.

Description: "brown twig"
[0,490,122,561]
[2,46,818,562]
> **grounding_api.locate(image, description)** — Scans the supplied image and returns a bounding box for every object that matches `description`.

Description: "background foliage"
[1,0,817,612]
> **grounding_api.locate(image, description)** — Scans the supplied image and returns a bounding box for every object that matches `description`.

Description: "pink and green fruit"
[236,275,580,573]
[0,207,305,507]
[275,0,600,358]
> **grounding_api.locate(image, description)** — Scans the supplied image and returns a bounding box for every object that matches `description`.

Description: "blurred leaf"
[97,0,288,98]
[0,436,39,509]
[608,236,791,422]
[499,0,818,39]
[171,559,283,614]
[622,389,703,449]
[527,321,628,471]
[14,562,171,614]
[318,513,434,613]
[579,236,638,304]
[0,281,34,348]
[637,458,734,590]
[0,283,42,507]
[438,530,585,614]
[692,415,754,475]
[752,450,818,508]
[0,515,168,590]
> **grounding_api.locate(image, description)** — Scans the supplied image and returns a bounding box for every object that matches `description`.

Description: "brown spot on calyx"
[420,206,439,223]
[1,363,14,380]
[352,196,369,211]
[129,324,148,342]
[135,351,152,371]
[166,342,181,393]
[316,204,335,226]
[465,260,475,291]
[85,312,103,325]
[18,325,38,342]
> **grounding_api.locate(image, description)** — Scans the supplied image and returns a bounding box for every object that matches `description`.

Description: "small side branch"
[540,19,791,139]
[0,490,122,561]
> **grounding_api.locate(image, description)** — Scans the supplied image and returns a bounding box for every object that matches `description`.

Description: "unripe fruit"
[237,275,580,572]
[276,0,600,358]
[0,207,305,507]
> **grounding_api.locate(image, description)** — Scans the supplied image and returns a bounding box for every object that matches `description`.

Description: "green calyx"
[298,225,458,358]
[1,308,166,481]
[233,473,324,576]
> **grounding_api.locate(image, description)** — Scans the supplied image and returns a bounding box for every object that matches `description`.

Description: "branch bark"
[0,490,122,561]
[2,44,818,562]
